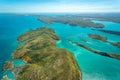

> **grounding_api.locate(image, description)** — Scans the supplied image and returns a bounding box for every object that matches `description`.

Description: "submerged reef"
[12,27,82,80]
[68,40,120,60]
[38,16,104,28]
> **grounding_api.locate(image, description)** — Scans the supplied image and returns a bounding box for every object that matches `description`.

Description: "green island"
[88,33,120,48]
[11,27,82,80]
[68,40,120,60]
[88,34,107,42]
[38,16,104,28]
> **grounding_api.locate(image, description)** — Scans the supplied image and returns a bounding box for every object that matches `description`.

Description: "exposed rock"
[12,27,82,80]
[2,61,14,71]
[99,29,120,36]
[88,34,107,42]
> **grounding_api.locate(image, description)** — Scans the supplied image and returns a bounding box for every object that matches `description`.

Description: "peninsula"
[11,27,82,80]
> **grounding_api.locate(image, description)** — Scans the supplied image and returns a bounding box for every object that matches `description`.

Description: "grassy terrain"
[12,27,82,80]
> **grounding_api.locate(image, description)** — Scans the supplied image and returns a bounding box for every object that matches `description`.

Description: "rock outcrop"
[2,61,14,71]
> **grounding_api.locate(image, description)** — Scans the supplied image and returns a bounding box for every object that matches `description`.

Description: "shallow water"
[0,14,120,80]
[48,22,120,80]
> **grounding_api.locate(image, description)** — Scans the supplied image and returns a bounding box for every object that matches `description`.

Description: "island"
[37,16,104,28]
[88,33,120,48]
[11,27,82,80]
[68,40,120,60]
[88,34,107,42]
[98,29,120,36]
[109,42,120,48]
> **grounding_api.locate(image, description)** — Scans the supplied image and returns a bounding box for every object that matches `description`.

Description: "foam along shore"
[11,27,82,80]
[37,15,104,28]
[68,40,120,60]
[2,75,11,80]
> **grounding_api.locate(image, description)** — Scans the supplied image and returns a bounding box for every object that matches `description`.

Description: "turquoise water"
[0,14,120,80]
[0,14,45,79]
[48,22,120,80]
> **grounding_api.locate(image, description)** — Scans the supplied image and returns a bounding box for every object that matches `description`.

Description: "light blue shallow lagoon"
[0,14,120,80]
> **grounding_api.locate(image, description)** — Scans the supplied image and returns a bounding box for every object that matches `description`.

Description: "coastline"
[2,27,82,80]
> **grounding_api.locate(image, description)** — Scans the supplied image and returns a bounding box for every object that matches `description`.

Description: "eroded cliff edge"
[12,27,82,80]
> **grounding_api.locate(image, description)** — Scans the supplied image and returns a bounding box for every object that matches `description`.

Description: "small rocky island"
[88,34,107,42]
[11,27,82,80]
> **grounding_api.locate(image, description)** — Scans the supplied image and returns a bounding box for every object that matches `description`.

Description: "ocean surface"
[0,13,120,80]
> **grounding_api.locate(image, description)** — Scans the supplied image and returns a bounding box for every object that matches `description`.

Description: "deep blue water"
[0,14,120,80]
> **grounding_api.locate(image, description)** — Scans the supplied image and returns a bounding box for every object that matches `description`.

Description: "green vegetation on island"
[66,13,120,23]
[12,27,82,80]
[88,33,120,48]
[88,34,107,42]
[38,16,104,28]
